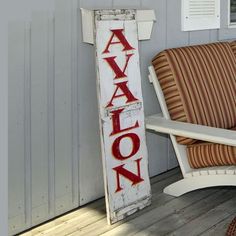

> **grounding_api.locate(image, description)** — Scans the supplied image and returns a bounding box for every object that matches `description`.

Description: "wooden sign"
[94,9,151,224]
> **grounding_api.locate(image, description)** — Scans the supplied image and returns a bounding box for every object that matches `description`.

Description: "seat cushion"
[186,127,236,169]
[152,42,236,145]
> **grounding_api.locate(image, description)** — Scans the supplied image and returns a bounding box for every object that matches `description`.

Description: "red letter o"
[112,133,140,160]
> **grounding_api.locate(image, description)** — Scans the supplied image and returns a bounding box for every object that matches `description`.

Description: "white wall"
[6,0,55,21]
[6,1,55,235]
[0,3,8,235]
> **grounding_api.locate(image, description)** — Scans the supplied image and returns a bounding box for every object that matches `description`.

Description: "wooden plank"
[135,189,236,236]
[95,188,218,235]
[201,214,235,236]
[47,14,56,219]
[150,167,181,185]
[68,174,182,236]
[0,5,8,236]
[31,11,49,225]
[167,195,236,236]
[21,168,236,236]
[94,9,151,224]
[38,170,182,236]
[146,114,236,147]
[54,174,181,236]
[17,169,236,236]
[54,0,74,215]
[8,21,26,235]
[24,21,32,230]
[78,0,112,206]
[78,175,181,236]
[70,0,79,209]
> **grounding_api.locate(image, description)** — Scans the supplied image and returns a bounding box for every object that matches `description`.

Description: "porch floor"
[21,168,236,236]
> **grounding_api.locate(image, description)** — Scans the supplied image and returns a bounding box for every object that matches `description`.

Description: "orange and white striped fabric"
[187,127,236,168]
[152,42,236,168]
[230,41,236,56]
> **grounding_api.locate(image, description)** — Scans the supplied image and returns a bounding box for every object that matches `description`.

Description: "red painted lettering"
[110,108,139,136]
[103,29,135,54]
[113,158,144,192]
[103,53,134,79]
[106,81,138,108]
[112,133,140,160]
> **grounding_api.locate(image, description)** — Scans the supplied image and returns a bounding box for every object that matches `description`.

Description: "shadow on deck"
[20,168,236,236]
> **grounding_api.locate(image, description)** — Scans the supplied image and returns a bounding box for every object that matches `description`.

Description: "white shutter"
[182,0,220,31]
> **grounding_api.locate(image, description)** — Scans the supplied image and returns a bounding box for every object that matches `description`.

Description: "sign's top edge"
[95,9,136,21]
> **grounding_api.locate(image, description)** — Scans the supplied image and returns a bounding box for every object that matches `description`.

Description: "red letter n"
[113,158,144,193]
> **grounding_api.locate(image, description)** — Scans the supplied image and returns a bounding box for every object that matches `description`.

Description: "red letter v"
[104,53,134,79]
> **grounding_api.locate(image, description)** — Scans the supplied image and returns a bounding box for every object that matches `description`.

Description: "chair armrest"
[145,114,236,147]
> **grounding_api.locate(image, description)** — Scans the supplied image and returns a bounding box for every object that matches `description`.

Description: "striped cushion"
[187,127,236,169]
[230,41,236,57]
[152,42,236,145]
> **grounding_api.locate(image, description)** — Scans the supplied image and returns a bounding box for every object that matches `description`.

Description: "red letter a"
[103,29,135,54]
[106,81,138,108]
[113,158,144,193]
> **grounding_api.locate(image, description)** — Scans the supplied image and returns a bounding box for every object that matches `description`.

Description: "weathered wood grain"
[95,9,151,224]
[20,169,236,236]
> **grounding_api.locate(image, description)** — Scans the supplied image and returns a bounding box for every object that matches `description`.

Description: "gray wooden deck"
[21,168,236,236]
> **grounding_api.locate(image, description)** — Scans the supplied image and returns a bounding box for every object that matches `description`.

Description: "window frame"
[229,0,236,27]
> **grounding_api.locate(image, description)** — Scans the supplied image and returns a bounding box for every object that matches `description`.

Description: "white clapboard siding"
[8,2,81,234]
[70,0,80,210]
[31,12,49,225]
[24,22,32,230]
[47,13,56,219]
[77,0,112,206]
[54,0,74,215]
[8,21,26,234]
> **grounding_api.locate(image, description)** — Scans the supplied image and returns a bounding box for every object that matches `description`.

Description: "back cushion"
[152,42,236,145]
[230,41,236,57]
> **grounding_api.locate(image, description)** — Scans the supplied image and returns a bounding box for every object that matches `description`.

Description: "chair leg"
[163,178,195,197]
[163,175,236,197]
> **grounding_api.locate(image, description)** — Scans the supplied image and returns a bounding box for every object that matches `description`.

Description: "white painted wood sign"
[94,9,151,224]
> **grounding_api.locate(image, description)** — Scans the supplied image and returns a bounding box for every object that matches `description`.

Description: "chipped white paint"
[81,9,156,44]
[94,9,151,224]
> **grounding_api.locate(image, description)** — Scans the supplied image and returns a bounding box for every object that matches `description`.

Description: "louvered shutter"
[182,0,220,31]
